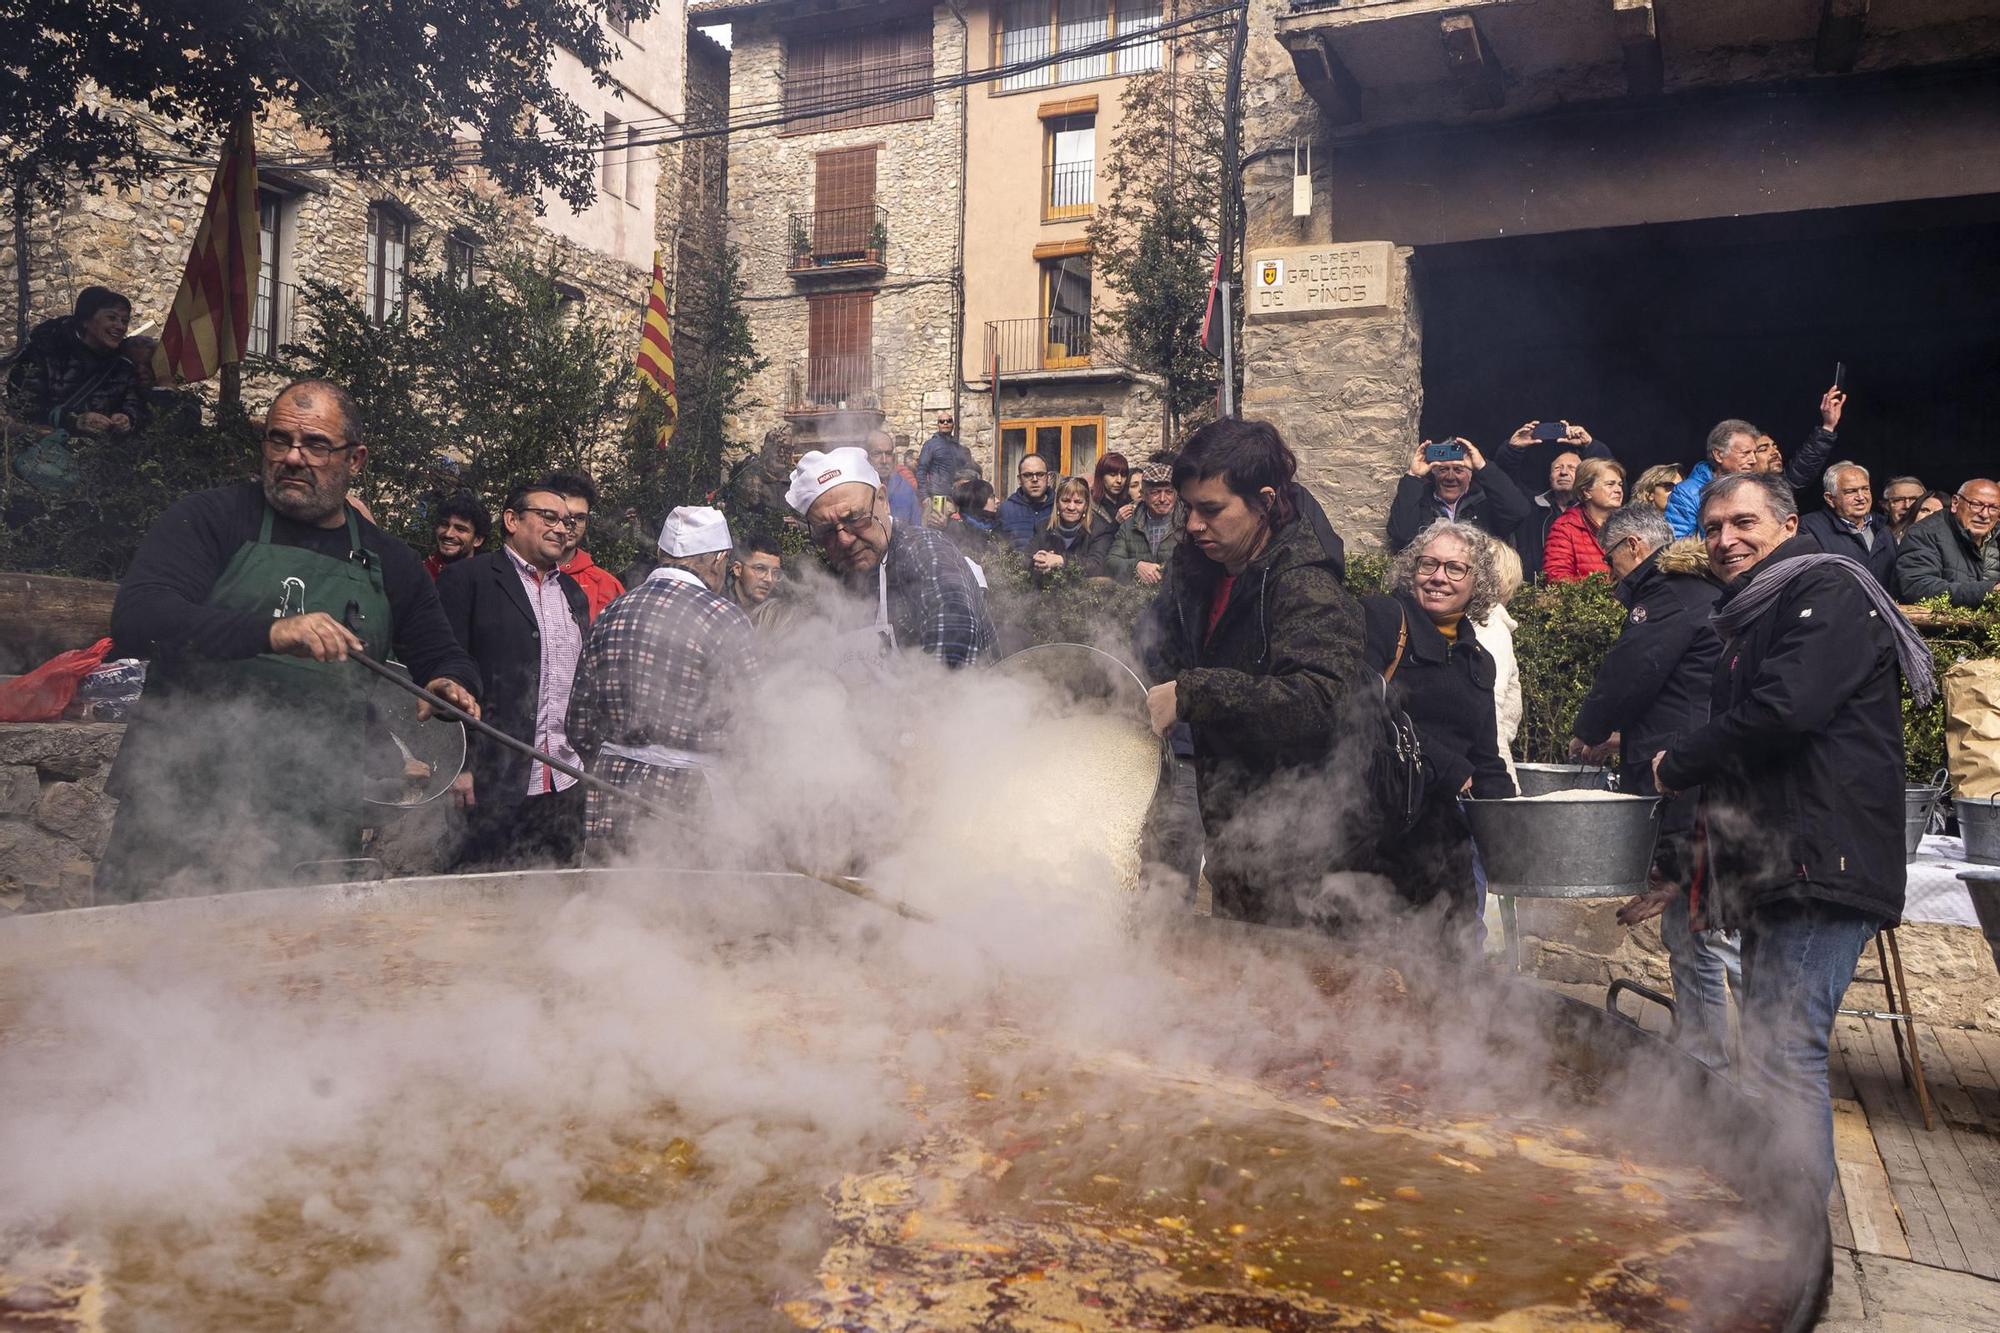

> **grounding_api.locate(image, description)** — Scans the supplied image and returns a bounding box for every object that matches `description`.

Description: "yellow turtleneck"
[1435,613,1464,643]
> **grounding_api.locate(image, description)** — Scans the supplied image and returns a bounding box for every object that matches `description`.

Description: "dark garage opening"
[1415,195,2000,512]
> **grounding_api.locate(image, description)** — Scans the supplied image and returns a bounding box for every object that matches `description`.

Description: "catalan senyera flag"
[636,249,678,449]
[154,111,260,386]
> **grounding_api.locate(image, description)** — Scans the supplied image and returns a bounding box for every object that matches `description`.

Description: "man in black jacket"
[1654,473,1909,1195]
[1799,462,1898,597]
[96,379,480,899]
[1385,438,1529,552]
[1896,479,1999,607]
[1569,505,1735,1071]
[436,482,591,868]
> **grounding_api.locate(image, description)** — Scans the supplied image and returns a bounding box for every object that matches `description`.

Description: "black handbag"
[1369,609,1427,835]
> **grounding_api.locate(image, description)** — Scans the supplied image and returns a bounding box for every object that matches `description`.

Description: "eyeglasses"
[809,510,877,543]
[1960,498,2000,517]
[1020,469,1050,481]
[263,431,355,463]
[514,505,583,528]
[1415,557,1472,582]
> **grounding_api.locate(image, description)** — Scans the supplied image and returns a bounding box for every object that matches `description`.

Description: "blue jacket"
[997,487,1053,549]
[886,470,921,526]
[1663,460,1715,539]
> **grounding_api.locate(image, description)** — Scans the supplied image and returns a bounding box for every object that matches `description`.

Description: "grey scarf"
[1711,551,1936,706]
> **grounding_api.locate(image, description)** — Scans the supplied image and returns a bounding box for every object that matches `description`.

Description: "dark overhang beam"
[1439,12,1505,112]
[1816,0,1870,74]
[1611,0,1664,97]
[1280,30,1363,125]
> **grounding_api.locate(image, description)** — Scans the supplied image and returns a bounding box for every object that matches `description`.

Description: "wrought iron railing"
[787,352,886,413]
[1044,158,1094,220]
[984,314,1094,374]
[787,205,889,270]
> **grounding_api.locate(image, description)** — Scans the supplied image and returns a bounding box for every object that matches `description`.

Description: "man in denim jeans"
[1653,473,1912,1196]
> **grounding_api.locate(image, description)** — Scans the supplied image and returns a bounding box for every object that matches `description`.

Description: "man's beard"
[263,463,345,524]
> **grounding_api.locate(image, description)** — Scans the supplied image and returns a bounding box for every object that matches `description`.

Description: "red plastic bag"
[0,637,113,722]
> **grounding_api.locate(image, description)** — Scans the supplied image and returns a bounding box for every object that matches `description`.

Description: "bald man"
[1899,478,2000,607]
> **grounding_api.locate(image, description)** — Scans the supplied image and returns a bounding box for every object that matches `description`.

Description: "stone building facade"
[3,8,726,437]
[1234,0,2000,552]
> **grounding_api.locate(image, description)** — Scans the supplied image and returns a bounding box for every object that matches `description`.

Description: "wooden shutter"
[807,292,875,404]
[784,21,934,134]
[814,147,878,257]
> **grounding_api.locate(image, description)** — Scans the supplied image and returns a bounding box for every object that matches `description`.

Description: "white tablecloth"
[1907,834,1993,928]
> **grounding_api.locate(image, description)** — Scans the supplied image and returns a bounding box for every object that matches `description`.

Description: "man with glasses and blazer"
[436,481,591,868]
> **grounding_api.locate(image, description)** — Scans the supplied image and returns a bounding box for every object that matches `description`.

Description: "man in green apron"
[95,379,481,900]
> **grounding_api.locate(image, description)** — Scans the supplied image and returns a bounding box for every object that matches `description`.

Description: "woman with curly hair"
[1361,519,1517,931]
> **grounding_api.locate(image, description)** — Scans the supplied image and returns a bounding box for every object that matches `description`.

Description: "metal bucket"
[1960,870,2000,978]
[1464,793,1665,898]
[1515,762,1613,797]
[1905,784,1945,861]
[1960,794,2000,867]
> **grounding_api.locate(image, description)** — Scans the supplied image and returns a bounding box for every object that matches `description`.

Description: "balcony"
[985,314,1095,375]
[786,352,886,416]
[1043,159,1094,222]
[787,205,888,281]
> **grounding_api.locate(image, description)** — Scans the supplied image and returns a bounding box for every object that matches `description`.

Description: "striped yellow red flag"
[153,111,260,386]
[636,249,677,449]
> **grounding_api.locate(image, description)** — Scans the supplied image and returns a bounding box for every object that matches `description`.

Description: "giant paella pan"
[0,869,1829,1331]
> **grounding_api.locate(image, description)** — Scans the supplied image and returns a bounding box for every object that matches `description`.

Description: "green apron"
[96,505,394,898]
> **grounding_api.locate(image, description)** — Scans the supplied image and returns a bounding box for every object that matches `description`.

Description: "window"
[445,233,481,290]
[625,125,641,206]
[998,0,1160,91]
[249,188,286,357]
[997,416,1103,483]
[810,145,879,261]
[805,291,875,406]
[365,203,410,324]
[784,21,934,134]
[1041,253,1092,368]
[602,114,624,200]
[606,0,629,37]
[1044,112,1094,220]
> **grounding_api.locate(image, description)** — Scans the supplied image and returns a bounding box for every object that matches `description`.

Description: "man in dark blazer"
[435,481,590,868]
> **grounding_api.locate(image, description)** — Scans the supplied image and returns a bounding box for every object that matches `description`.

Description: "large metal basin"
[1465,792,1664,897]
[1514,762,1613,797]
[1960,795,2000,866]
[0,870,1828,1332]
[1961,870,2000,977]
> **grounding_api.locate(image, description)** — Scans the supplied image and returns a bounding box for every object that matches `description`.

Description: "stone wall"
[1515,898,2000,1032]
[960,375,1166,479]
[723,5,965,453]
[1238,243,1421,553]
[0,723,121,915]
[673,28,734,382]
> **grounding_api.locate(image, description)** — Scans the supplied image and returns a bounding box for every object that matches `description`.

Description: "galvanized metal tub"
[1960,794,2000,867]
[1905,784,1946,861]
[1464,793,1665,898]
[1514,763,1614,797]
[1960,869,2000,978]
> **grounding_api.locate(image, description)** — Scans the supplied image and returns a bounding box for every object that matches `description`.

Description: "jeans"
[1660,892,1741,1073]
[1738,899,1879,1196]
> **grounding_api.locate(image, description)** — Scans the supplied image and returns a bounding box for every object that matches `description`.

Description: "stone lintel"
[1610,0,1664,98]
[1279,30,1363,126]
[1816,0,1871,75]
[1439,13,1505,113]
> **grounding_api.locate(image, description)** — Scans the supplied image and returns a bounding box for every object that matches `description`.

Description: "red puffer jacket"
[1543,505,1610,582]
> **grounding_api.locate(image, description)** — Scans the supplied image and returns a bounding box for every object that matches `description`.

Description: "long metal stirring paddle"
[344,647,932,922]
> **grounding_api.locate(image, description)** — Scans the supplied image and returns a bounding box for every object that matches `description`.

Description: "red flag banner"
[154,112,260,385]
[636,250,678,449]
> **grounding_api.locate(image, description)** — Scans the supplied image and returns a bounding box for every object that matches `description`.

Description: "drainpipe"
[945,0,970,445]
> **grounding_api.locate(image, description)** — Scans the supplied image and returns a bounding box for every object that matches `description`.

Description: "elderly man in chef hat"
[564,506,760,859]
[788,445,996,670]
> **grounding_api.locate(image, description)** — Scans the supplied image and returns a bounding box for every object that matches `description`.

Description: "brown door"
[814,147,878,260]
[807,292,875,404]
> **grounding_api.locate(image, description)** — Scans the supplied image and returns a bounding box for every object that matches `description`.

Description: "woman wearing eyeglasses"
[1361,520,1517,933]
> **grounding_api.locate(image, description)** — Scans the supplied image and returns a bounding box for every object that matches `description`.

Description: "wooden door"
[807,291,875,404]
[814,147,878,259]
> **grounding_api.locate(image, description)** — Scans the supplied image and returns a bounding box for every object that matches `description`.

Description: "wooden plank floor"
[1834,1015,2000,1281]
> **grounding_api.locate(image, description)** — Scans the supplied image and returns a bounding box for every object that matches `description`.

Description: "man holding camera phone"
[1386,435,1530,552]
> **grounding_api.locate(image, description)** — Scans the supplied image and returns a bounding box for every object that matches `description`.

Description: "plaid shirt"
[883,522,997,668]
[506,546,582,794]
[564,573,760,849]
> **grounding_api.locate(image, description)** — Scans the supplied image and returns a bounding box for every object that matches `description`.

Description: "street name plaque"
[1245,241,1394,320]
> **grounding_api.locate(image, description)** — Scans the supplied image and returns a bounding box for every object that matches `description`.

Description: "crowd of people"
[51,318,2000,1213]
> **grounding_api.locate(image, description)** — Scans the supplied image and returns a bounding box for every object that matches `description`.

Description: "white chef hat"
[656,505,733,557]
[786,447,880,516]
